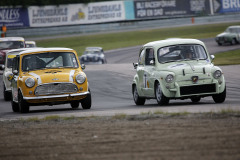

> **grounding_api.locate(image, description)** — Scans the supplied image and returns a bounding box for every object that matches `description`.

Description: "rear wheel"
[81,92,91,109]
[18,91,29,113]
[212,86,226,103]
[3,84,11,101]
[133,85,145,105]
[155,82,169,105]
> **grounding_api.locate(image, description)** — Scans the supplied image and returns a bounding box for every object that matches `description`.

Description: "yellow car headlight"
[76,73,86,84]
[25,78,35,88]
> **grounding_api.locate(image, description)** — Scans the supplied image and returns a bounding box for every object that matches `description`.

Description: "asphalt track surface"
[0,38,240,120]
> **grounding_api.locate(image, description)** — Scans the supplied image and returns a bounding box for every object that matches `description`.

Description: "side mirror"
[133,63,138,69]
[0,64,5,70]
[150,59,155,65]
[210,55,215,62]
[81,64,86,70]
[13,70,18,75]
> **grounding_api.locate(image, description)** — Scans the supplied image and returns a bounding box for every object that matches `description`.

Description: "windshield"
[7,54,17,68]
[226,28,240,33]
[84,50,101,54]
[0,41,24,50]
[22,52,79,71]
[157,44,207,63]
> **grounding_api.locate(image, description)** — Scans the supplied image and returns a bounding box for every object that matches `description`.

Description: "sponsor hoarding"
[29,1,125,27]
[0,7,29,28]
[215,0,240,13]
[134,0,210,19]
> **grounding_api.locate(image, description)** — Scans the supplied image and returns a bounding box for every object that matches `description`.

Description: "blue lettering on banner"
[219,0,240,13]
[0,7,29,28]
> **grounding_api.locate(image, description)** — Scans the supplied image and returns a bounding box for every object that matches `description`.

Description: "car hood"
[163,60,212,75]
[217,32,235,37]
[24,69,80,85]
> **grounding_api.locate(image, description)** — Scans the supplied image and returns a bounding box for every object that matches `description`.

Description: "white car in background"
[1,48,39,101]
[26,41,37,48]
[80,47,107,64]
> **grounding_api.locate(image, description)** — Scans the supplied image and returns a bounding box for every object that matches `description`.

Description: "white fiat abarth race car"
[1,48,39,101]
[132,38,226,105]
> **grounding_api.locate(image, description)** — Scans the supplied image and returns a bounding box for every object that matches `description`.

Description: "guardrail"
[7,13,240,38]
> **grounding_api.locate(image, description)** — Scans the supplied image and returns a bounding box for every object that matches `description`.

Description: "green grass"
[36,22,240,56]
[214,49,240,65]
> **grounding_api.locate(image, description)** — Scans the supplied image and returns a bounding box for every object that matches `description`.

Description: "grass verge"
[36,22,240,56]
[214,49,240,65]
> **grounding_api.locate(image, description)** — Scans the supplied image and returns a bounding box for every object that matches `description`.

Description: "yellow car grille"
[35,83,78,96]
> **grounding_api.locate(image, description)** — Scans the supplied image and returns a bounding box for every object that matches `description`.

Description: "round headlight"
[165,74,174,83]
[25,78,35,88]
[213,70,222,79]
[76,73,86,84]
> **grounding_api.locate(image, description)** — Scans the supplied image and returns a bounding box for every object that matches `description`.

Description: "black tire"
[3,84,12,101]
[155,82,169,105]
[81,92,91,109]
[231,38,237,45]
[132,85,145,105]
[217,42,222,46]
[191,97,201,103]
[18,91,29,113]
[11,98,19,112]
[71,101,79,109]
[212,86,226,103]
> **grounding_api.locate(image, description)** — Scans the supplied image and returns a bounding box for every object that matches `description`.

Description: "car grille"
[180,84,216,96]
[35,83,78,96]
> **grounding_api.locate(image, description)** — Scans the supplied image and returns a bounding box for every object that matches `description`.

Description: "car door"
[136,48,145,96]
[11,56,20,102]
[142,48,155,97]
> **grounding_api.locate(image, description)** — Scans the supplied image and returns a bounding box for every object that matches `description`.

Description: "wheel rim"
[133,86,138,102]
[156,84,162,102]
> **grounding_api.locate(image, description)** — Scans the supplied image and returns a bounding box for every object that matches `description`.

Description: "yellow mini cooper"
[11,48,91,113]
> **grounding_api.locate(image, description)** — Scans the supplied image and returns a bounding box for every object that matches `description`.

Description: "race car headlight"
[76,73,86,84]
[213,70,222,79]
[25,78,35,88]
[165,74,174,83]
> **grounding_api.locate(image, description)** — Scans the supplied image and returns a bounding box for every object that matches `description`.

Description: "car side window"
[12,56,19,74]
[145,48,155,65]
[138,49,145,65]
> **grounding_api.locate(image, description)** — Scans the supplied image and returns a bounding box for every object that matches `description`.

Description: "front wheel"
[11,98,19,112]
[191,97,201,103]
[81,92,92,109]
[212,86,226,103]
[71,101,79,109]
[3,84,11,101]
[18,91,29,113]
[155,82,169,105]
[132,85,145,105]
[231,38,237,45]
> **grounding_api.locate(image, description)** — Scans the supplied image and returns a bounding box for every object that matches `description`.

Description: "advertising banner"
[28,1,125,27]
[215,0,240,13]
[134,0,210,19]
[0,7,29,28]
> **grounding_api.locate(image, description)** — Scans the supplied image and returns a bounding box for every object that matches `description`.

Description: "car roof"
[228,26,240,29]
[19,47,74,55]
[143,38,205,48]
[25,41,36,44]
[0,37,25,41]
[7,48,42,54]
[86,47,102,50]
